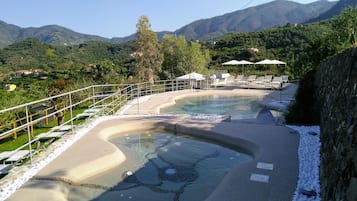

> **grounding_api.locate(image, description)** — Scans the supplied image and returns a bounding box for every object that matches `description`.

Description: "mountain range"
[0,0,352,48]
[174,0,335,40]
[307,0,357,22]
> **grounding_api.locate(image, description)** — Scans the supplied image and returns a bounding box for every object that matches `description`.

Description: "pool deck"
[5,84,300,201]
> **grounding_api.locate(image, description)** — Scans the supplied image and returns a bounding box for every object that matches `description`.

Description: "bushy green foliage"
[285,69,320,125]
[161,35,210,79]
[210,23,327,78]
[285,7,357,125]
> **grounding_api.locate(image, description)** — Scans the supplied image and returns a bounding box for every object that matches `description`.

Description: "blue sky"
[1,0,330,38]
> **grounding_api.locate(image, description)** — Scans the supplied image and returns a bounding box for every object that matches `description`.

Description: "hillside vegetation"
[0,0,336,47]
[308,0,357,22]
[175,0,335,40]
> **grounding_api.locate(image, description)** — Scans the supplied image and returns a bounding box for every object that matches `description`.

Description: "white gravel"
[288,125,321,201]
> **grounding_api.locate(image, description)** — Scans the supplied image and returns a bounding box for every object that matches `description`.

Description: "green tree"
[174,36,190,75]
[134,16,163,83]
[161,35,210,78]
[48,79,76,125]
[161,35,176,79]
[189,41,211,73]
[330,7,357,47]
[90,60,116,84]
[0,89,32,131]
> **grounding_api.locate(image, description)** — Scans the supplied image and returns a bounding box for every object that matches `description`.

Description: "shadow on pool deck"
[175,119,299,201]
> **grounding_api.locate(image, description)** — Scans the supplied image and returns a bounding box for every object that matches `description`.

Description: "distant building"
[250,48,259,53]
[15,69,44,78]
[33,69,44,74]
[15,70,33,78]
[130,52,143,57]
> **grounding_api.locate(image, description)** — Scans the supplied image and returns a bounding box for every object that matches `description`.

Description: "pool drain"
[165,168,177,175]
[159,167,198,182]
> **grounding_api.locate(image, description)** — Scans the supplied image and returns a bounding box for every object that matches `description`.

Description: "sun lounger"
[51,125,75,132]
[76,108,103,119]
[270,76,283,89]
[247,75,257,82]
[36,131,66,139]
[236,76,248,86]
[5,150,33,164]
[76,113,93,118]
[253,76,264,84]
[263,75,273,83]
[236,75,244,81]
[282,75,289,83]
[0,151,15,161]
[0,164,11,174]
[84,108,102,114]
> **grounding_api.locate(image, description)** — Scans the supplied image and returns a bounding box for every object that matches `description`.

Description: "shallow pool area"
[71,131,252,201]
[161,95,282,120]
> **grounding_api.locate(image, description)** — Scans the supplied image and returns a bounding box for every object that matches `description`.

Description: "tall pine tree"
[134,16,163,83]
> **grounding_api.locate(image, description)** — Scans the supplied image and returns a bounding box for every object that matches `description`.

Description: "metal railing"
[0,79,205,167]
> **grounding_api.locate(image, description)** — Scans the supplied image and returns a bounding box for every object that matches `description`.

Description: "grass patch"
[0,104,89,152]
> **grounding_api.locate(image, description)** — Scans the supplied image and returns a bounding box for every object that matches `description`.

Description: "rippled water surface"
[161,95,264,120]
[73,131,252,201]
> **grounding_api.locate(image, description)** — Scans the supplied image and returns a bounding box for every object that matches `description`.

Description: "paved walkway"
[5,85,300,201]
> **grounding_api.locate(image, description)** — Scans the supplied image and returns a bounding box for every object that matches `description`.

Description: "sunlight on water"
[161,95,264,120]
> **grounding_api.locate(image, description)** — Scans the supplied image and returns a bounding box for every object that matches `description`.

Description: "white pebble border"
[288,125,321,201]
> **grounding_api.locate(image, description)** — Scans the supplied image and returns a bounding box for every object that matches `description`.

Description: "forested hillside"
[209,22,331,79]
[0,21,109,48]
[175,0,335,40]
[0,39,134,73]
[308,0,357,22]
[0,1,336,47]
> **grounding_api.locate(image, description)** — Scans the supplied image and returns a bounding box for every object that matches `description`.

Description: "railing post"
[130,84,133,100]
[149,83,155,95]
[45,109,49,125]
[30,115,34,136]
[25,105,33,164]
[69,93,74,132]
[92,86,96,104]
[137,84,140,114]
[171,79,174,92]
[111,93,115,114]
[13,122,17,139]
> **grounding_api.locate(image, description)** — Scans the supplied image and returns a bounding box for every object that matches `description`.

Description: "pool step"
[250,162,274,183]
[255,107,276,124]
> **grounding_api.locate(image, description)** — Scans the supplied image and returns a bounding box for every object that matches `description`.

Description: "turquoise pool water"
[77,131,252,201]
[161,95,264,120]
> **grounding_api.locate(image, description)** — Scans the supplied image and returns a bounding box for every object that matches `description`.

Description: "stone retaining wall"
[315,47,356,201]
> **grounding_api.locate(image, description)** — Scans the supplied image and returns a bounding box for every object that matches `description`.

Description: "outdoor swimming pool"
[161,95,272,120]
[71,131,252,201]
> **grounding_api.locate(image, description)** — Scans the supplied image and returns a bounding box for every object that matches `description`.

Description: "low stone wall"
[315,47,356,201]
